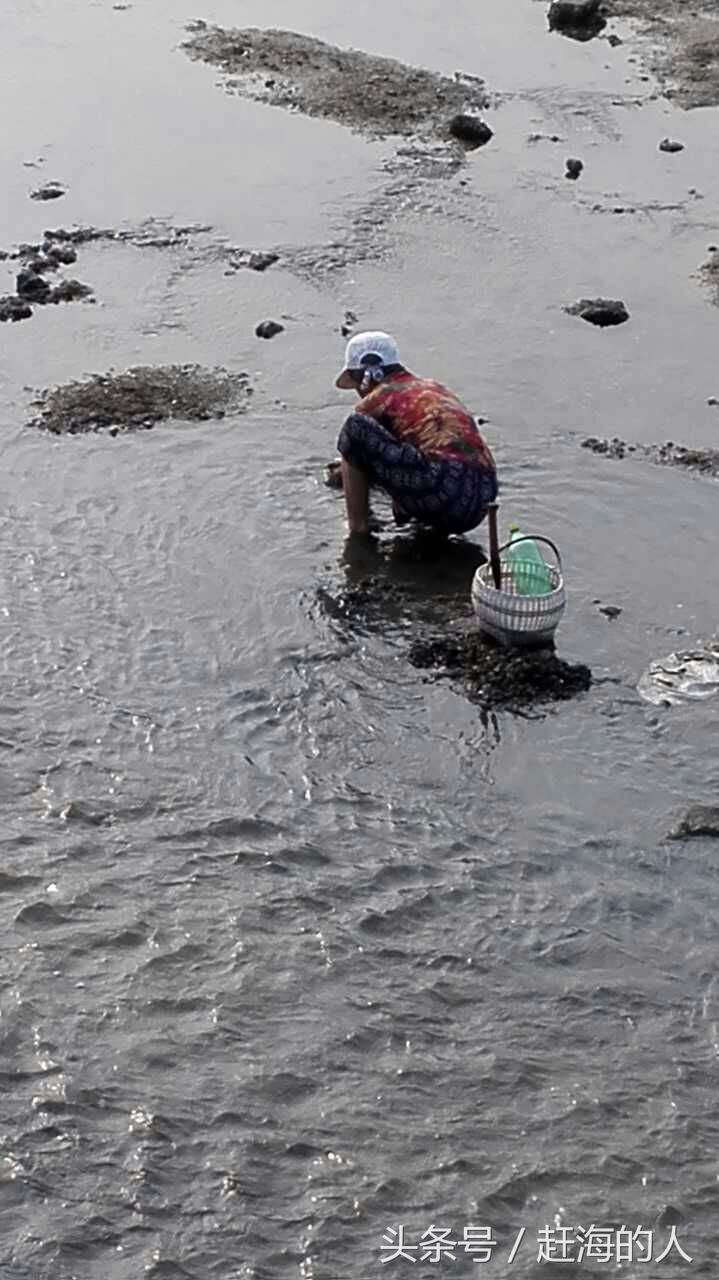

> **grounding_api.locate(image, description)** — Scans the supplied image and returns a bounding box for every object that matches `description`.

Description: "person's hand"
[324,459,343,489]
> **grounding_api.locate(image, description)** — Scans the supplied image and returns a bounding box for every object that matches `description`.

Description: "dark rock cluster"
[409,629,592,711]
[582,436,719,476]
[0,235,92,323]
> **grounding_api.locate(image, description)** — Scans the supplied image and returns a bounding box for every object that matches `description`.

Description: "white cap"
[335,330,401,389]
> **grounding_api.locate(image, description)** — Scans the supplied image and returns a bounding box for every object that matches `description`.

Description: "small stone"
[0,295,33,323]
[25,256,55,275]
[448,114,493,148]
[43,243,78,267]
[30,182,67,201]
[655,1205,684,1229]
[708,397,719,407]
[16,269,52,302]
[247,251,279,271]
[548,0,606,40]
[48,279,94,303]
[566,298,629,327]
[668,806,719,841]
[581,436,626,459]
[607,33,623,46]
[659,137,684,153]
[599,605,622,620]
[341,309,358,338]
[255,320,284,339]
[565,157,584,179]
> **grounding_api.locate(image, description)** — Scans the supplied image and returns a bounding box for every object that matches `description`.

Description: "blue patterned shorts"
[337,412,497,534]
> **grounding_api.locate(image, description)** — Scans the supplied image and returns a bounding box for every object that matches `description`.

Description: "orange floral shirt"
[358,371,495,469]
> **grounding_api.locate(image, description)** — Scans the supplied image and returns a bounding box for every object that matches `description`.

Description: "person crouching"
[335,331,498,537]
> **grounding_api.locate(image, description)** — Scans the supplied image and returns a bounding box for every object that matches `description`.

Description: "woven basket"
[471,536,566,649]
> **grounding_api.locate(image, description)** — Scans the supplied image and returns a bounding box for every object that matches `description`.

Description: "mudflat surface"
[182,24,491,139]
[1,3,719,1280]
[608,0,719,105]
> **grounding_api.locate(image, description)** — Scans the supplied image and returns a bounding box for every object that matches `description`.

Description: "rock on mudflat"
[548,0,606,40]
[16,268,93,307]
[566,297,629,326]
[255,320,284,339]
[565,157,584,179]
[583,436,632,459]
[48,279,94,304]
[17,270,52,303]
[30,182,67,201]
[448,114,493,148]
[341,309,358,338]
[247,251,279,271]
[659,137,685,153]
[229,250,279,272]
[668,806,719,840]
[0,296,33,323]
[28,364,252,435]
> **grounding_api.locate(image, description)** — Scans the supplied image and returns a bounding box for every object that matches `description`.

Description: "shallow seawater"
[1,2,719,1278]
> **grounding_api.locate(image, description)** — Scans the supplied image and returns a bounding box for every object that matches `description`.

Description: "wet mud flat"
[181,24,491,143]
[29,365,252,435]
[549,0,719,108]
[180,24,496,276]
[606,0,719,106]
[318,573,592,713]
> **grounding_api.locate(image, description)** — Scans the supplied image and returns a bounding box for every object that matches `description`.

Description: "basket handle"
[498,535,563,569]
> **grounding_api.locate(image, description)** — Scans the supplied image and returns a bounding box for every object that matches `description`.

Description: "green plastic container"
[505,524,554,596]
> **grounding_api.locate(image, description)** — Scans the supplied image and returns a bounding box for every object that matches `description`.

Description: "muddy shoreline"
[182,24,491,142]
[606,0,719,106]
